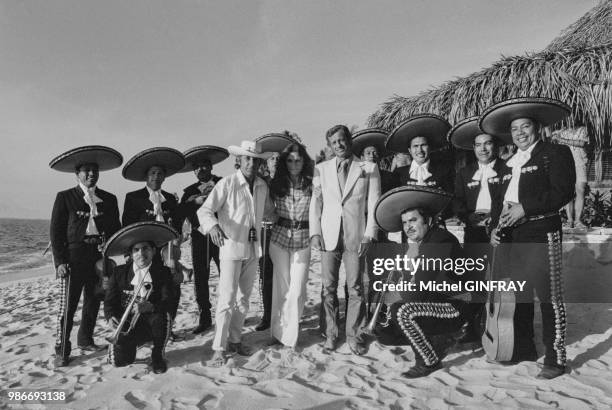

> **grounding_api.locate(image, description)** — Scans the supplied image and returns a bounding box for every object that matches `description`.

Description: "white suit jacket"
[309,156,380,252]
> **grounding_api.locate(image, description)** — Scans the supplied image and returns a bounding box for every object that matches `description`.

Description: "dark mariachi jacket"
[453,159,510,224]
[394,158,454,194]
[104,262,174,321]
[50,186,121,266]
[380,169,400,195]
[178,175,221,230]
[490,141,576,229]
[122,187,181,232]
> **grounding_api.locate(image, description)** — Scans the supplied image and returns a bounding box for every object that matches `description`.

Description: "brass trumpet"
[364,270,399,335]
[106,275,153,344]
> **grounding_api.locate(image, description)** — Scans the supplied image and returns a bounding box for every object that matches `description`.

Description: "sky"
[0,0,595,219]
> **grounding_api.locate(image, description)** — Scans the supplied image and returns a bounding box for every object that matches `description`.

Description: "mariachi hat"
[385,114,451,153]
[122,147,185,181]
[374,185,453,232]
[255,133,296,153]
[104,221,179,257]
[479,97,571,138]
[351,128,389,157]
[180,145,229,172]
[49,145,123,172]
[227,140,272,159]
[447,117,510,150]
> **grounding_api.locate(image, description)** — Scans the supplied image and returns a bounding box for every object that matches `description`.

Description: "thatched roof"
[546,0,612,51]
[368,1,612,149]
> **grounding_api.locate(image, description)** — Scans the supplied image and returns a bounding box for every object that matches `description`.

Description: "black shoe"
[457,330,481,345]
[170,331,184,342]
[347,339,367,356]
[402,362,442,378]
[536,364,565,379]
[322,338,337,354]
[78,343,104,353]
[53,355,71,368]
[192,322,212,334]
[152,358,168,374]
[228,342,251,356]
[255,319,270,331]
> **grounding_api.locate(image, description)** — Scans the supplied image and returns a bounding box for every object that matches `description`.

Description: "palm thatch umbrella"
[546,0,612,51]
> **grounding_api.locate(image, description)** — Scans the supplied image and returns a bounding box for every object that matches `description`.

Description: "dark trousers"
[192,229,220,322]
[108,311,171,366]
[259,226,273,323]
[55,244,101,354]
[462,225,490,335]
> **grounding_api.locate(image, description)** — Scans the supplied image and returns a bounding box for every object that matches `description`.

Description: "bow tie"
[148,190,166,222]
[409,161,432,185]
[81,185,102,235]
[507,149,531,169]
[472,162,497,182]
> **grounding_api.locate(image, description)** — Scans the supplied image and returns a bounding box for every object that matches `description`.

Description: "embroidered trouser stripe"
[396,302,460,366]
[162,313,172,358]
[547,231,567,367]
[55,277,68,347]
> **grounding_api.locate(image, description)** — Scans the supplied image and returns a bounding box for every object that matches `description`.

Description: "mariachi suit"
[490,140,575,368]
[105,262,173,366]
[178,176,222,325]
[50,186,121,352]
[122,187,181,319]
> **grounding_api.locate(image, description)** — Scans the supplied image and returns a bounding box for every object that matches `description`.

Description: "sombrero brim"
[180,145,229,172]
[49,145,123,172]
[351,128,389,157]
[227,145,272,159]
[386,114,451,153]
[374,186,453,232]
[104,221,179,257]
[122,147,185,181]
[255,133,296,153]
[479,97,571,138]
[448,117,511,150]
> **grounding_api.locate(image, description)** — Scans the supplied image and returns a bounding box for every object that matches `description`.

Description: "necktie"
[409,162,432,185]
[504,149,531,203]
[473,162,497,211]
[149,190,166,222]
[338,160,349,192]
[83,187,101,235]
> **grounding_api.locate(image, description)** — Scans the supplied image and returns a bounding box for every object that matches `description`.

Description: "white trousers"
[269,242,311,347]
[212,255,259,351]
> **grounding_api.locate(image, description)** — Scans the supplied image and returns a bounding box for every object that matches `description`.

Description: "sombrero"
[122,147,185,181]
[479,97,571,138]
[227,140,272,159]
[351,128,389,157]
[385,114,451,153]
[104,221,179,257]
[255,133,296,153]
[180,145,229,172]
[49,145,123,172]
[448,117,510,150]
[374,186,453,232]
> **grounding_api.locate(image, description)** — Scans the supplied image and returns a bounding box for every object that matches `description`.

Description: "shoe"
[53,355,71,368]
[255,319,270,331]
[228,342,251,356]
[347,339,367,356]
[170,331,184,342]
[322,337,337,354]
[152,357,168,374]
[536,365,566,379]
[192,322,212,335]
[78,343,104,353]
[401,361,442,378]
[457,331,481,346]
[267,337,282,347]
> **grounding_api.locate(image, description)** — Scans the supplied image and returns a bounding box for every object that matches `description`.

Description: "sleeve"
[197,178,227,235]
[104,271,122,320]
[155,267,174,314]
[453,170,468,221]
[106,194,121,238]
[121,193,137,227]
[364,164,381,239]
[50,192,69,267]
[522,145,576,216]
[168,197,182,233]
[309,166,323,238]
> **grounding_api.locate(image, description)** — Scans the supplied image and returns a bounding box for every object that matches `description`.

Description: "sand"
[1,238,612,409]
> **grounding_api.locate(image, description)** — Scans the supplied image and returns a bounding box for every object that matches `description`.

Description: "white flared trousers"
[269,242,311,347]
[212,255,259,351]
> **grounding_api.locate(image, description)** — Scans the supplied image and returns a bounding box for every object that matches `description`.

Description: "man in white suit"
[310,125,381,355]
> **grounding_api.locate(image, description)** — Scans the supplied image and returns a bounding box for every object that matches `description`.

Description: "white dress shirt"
[130,263,152,297]
[504,143,537,203]
[473,160,497,212]
[409,160,432,185]
[146,186,166,222]
[78,182,102,235]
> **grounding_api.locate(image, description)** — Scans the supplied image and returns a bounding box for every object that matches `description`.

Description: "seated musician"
[372,186,471,378]
[104,222,178,374]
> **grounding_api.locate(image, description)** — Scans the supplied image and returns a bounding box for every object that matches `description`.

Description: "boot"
[193,310,212,334]
[151,350,168,374]
[54,342,71,368]
[402,353,442,378]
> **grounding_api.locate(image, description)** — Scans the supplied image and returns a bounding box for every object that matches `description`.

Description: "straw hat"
[351,128,389,157]
[255,133,296,153]
[479,97,570,138]
[122,147,185,181]
[385,114,451,153]
[448,117,510,150]
[104,221,179,257]
[374,186,453,232]
[49,145,123,172]
[227,140,272,159]
[180,145,229,172]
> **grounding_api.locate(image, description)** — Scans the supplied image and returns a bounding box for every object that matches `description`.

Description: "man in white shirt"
[198,140,275,366]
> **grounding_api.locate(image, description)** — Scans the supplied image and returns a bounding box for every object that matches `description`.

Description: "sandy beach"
[1,240,612,409]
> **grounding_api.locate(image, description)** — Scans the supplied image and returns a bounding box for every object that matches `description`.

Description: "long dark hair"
[270,143,313,198]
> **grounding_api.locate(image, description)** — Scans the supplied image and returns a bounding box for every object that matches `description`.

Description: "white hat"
[227,140,272,159]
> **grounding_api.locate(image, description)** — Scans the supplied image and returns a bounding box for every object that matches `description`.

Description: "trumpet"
[106,275,153,345]
[364,270,399,335]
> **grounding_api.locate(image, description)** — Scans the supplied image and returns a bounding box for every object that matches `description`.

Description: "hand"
[310,235,323,251]
[209,224,227,247]
[134,301,154,315]
[490,228,501,247]
[499,203,526,228]
[56,264,70,278]
[359,236,374,257]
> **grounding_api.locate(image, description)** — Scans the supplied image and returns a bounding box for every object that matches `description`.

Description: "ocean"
[0,218,52,274]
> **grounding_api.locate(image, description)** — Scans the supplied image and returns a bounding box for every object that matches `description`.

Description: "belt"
[526,211,559,223]
[83,235,105,245]
[276,217,309,230]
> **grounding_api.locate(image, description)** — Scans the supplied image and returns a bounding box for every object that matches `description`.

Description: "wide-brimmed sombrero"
[104,221,179,257]
[180,145,229,172]
[122,147,185,181]
[49,145,123,172]
[255,133,296,153]
[385,114,451,153]
[228,140,272,159]
[448,117,511,150]
[351,128,389,157]
[479,97,571,138]
[374,186,453,232]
